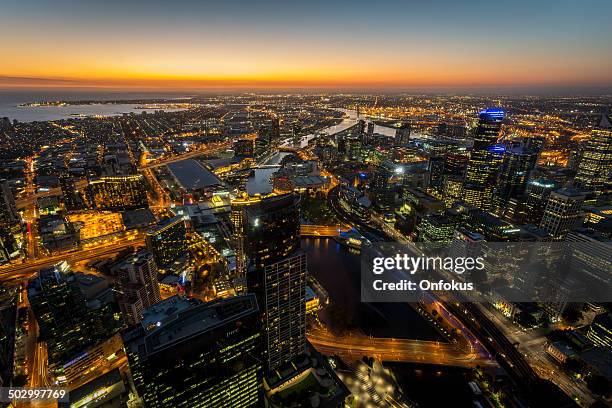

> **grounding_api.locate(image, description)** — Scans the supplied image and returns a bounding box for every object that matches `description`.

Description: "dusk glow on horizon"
[2,0,612,90]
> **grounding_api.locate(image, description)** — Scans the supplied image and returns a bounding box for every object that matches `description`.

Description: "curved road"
[307,328,496,368]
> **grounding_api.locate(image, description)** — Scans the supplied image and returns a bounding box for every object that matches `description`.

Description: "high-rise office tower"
[116,251,161,326]
[238,193,306,372]
[574,112,612,194]
[145,216,188,268]
[371,163,396,212]
[539,188,585,240]
[416,214,459,243]
[123,294,263,407]
[524,178,558,225]
[462,109,504,210]
[363,121,375,145]
[394,122,411,147]
[88,174,148,211]
[234,138,255,158]
[258,124,271,144]
[441,175,464,207]
[0,180,17,225]
[443,150,470,177]
[493,144,538,217]
[0,182,19,263]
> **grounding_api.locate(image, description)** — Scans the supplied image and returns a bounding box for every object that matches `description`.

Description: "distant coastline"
[18,98,194,107]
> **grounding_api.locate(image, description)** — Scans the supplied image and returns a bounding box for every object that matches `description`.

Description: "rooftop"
[167,159,224,190]
[126,294,259,359]
[140,295,199,331]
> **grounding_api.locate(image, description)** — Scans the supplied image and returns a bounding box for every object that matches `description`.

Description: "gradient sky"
[1,0,611,89]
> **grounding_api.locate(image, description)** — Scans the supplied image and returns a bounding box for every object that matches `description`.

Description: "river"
[301,238,442,341]
[301,239,478,407]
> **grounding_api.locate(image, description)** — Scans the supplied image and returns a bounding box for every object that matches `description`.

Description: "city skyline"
[0,93,610,407]
[2,0,612,90]
[0,2,611,407]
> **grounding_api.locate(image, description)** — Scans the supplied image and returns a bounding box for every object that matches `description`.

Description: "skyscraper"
[539,188,585,240]
[262,251,307,372]
[271,117,281,141]
[524,178,558,225]
[443,149,470,177]
[116,251,161,326]
[0,226,18,264]
[566,229,611,293]
[462,109,504,210]
[238,193,306,372]
[123,294,263,407]
[371,163,395,212]
[357,119,366,135]
[145,216,188,268]
[493,144,539,217]
[394,122,411,147]
[442,175,464,207]
[575,112,612,194]
[241,193,301,270]
[88,174,148,211]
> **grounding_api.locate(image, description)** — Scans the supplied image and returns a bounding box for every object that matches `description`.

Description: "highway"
[0,237,144,283]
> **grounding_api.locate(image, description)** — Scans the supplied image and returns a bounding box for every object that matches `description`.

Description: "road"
[0,237,144,283]
[141,141,231,169]
[478,302,595,406]
[308,328,496,368]
[15,180,88,210]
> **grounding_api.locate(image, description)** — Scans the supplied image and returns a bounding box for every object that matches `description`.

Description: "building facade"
[123,294,263,408]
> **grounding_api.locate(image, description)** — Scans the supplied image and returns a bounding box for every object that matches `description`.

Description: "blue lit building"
[462,108,505,210]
